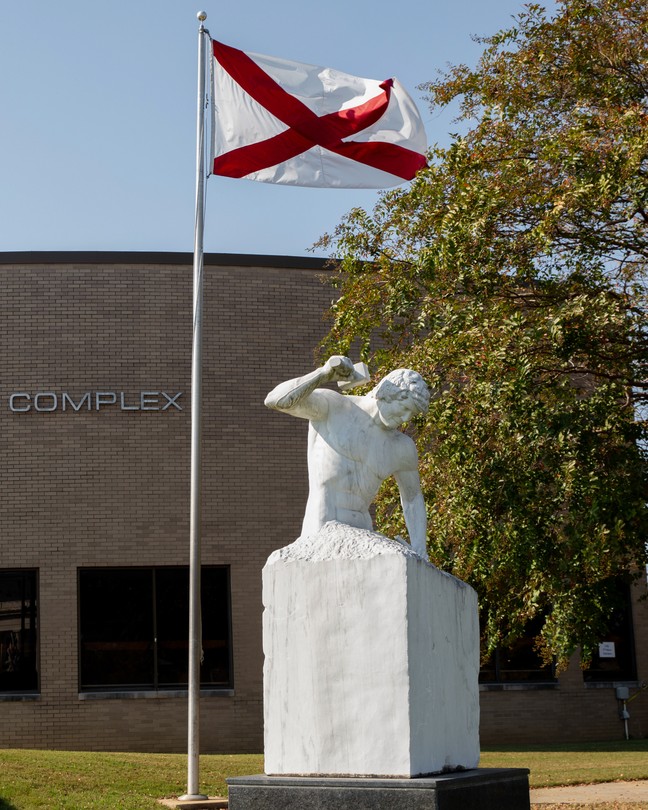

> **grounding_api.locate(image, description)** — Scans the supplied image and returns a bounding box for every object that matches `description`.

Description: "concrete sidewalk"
[531,780,648,805]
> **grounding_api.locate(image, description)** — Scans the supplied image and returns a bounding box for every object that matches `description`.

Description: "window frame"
[582,581,637,684]
[0,568,39,695]
[77,565,233,693]
[479,614,557,686]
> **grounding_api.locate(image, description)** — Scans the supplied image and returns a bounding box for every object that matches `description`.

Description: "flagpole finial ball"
[197,11,207,21]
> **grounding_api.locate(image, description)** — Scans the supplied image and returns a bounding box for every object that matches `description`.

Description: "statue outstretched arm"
[394,467,428,558]
[264,355,355,420]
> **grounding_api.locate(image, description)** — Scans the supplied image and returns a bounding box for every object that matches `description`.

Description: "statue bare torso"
[303,390,416,536]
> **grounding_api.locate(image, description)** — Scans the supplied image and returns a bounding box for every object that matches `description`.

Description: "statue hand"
[325,355,355,382]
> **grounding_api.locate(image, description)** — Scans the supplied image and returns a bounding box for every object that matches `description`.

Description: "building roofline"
[0,251,332,270]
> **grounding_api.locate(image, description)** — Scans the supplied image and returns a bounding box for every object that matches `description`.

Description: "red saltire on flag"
[211,40,428,189]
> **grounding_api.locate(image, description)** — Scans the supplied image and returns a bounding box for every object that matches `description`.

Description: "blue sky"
[0,0,556,258]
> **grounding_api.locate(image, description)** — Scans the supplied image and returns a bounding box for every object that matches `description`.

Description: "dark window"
[479,615,556,684]
[0,570,38,693]
[583,582,636,683]
[79,567,231,691]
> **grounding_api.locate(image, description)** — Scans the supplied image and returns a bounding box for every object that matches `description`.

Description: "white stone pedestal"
[262,522,480,778]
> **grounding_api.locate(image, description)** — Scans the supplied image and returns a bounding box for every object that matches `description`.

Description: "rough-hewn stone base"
[227,769,531,810]
[263,523,480,776]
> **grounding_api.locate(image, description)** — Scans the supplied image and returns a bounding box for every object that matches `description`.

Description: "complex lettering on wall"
[8,391,184,413]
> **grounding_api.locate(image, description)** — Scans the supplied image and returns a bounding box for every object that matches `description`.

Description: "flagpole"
[180,10,209,803]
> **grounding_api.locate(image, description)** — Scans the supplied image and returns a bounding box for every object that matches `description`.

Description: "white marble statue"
[264,356,430,556]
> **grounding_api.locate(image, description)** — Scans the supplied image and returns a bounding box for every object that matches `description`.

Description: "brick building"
[1,251,647,752]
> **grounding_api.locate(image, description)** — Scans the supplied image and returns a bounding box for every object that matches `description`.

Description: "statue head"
[371,369,430,428]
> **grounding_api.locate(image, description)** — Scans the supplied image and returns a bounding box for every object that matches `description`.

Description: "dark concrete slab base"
[227,769,531,810]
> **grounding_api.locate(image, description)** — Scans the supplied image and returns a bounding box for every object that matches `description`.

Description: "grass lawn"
[0,751,262,810]
[481,739,648,787]
[0,741,647,809]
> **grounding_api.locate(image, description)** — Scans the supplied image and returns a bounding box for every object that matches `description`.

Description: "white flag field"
[211,39,428,189]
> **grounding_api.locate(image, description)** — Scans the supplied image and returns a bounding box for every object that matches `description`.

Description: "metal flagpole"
[180,10,209,803]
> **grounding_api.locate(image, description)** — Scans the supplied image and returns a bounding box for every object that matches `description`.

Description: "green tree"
[318,0,648,668]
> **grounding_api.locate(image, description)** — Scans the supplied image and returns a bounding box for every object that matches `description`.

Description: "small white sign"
[599,641,616,659]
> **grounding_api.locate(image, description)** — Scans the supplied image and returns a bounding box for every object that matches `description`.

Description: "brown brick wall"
[0,256,332,753]
[480,578,648,745]
[1,253,647,752]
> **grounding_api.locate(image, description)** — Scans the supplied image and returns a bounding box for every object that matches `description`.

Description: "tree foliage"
[317,0,648,668]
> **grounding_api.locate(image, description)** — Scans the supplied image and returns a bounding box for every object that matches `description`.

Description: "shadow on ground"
[0,799,18,810]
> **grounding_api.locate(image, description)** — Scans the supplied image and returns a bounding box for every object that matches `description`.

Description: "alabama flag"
[211,40,428,189]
